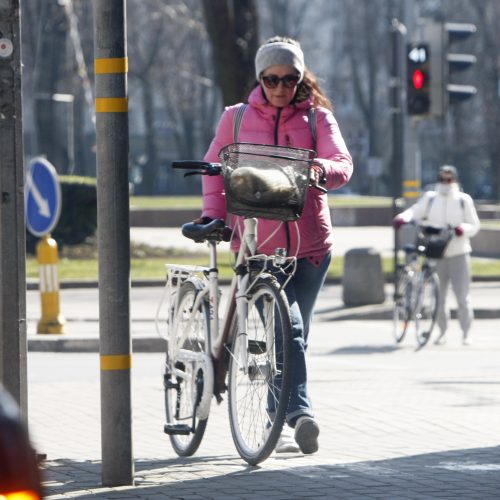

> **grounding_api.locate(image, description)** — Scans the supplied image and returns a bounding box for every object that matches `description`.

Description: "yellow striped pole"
[94,0,133,486]
[36,235,65,334]
[403,179,421,200]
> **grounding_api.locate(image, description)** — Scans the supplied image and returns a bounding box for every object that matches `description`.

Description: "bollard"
[36,234,65,334]
[342,247,386,306]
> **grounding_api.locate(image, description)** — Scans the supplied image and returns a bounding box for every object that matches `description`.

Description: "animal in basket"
[228,164,300,207]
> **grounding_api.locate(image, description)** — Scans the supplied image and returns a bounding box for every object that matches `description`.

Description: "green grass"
[130,196,202,210]
[129,195,392,210]
[481,220,500,229]
[26,254,500,281]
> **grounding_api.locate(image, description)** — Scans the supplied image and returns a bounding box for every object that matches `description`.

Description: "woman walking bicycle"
[394,165,480,346]
[196,36,353,454]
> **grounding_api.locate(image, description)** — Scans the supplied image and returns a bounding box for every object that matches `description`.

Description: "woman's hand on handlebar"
[310,162,327,193]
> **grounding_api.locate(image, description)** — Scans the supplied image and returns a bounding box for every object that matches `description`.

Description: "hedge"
[26,175,97,254]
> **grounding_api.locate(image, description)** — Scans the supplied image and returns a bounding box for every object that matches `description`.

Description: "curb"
[315,305,500,322]
[28,336,166,353]
[27,274,500,291]
[28,306,499,353]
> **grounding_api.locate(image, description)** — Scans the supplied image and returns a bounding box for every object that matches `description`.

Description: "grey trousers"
[436,253,473,336]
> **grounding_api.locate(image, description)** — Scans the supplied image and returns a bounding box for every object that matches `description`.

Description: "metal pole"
[403,0,420,203]
[390,19,406,282]
[93,0,133,486]
[0,0,27,416]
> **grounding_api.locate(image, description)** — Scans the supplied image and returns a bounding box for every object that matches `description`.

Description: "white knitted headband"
[254,41,305,82]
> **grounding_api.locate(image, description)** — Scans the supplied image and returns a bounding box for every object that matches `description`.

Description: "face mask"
[437,183,452,195]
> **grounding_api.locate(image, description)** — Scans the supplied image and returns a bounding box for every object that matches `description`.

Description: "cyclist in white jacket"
[394,165,481,345]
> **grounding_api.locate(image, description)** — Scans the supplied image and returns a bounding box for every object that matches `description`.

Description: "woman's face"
[260,64,299,108]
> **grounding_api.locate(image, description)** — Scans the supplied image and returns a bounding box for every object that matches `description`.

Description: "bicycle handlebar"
[172,161,222,177]
[172,160,327,192]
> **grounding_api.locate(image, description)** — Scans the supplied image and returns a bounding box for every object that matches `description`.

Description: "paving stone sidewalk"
[30,318,500,499]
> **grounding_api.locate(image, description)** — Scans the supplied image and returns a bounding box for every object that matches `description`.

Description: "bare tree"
[31,0,73,173]
[257,0,310,39]
[471,0,500,199]
[128,1,167,194]
[201,0,259,105]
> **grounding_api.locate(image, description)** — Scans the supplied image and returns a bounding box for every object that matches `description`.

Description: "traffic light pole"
[93,0,134,486]
[0,0,27,416]
[390,19,406,283]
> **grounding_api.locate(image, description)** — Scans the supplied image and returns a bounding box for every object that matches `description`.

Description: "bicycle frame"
[162,217,297,402]
[394,223,442,347]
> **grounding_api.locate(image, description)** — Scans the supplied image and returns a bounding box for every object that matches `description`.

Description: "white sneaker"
[294,416,319,454]
[275,425,299,453]
[463,334,472,346]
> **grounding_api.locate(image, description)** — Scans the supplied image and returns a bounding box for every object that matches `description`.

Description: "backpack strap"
[307,107,317,149]
[233,103,248,142]
[423,192,436,221]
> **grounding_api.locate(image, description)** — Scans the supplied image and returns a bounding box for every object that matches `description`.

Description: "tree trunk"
[33,0,72,173]
[201,0,259,105]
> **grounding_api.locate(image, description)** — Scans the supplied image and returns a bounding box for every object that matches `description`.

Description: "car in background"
[0,385,42,499]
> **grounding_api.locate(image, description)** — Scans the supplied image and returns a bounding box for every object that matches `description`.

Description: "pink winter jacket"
[202,85,353,260]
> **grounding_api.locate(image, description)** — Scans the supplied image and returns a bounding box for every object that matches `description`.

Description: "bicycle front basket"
[219,143,315,221]
[419,226,453,259]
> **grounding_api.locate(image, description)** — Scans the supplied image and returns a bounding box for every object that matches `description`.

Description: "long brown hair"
[294,68,333,111]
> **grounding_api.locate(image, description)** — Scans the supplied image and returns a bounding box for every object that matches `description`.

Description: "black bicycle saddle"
[181,218,231,243]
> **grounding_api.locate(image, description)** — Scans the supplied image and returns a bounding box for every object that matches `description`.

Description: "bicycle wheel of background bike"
[415,270,439,348]
[228,276,293,465]
[393,266,413,343]
[164,281,209,456]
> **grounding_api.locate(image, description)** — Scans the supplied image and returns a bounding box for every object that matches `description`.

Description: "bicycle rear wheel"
[228,276,293,465]
[164,280,210,456]
[415,269,439,347]
[393,265,413,343]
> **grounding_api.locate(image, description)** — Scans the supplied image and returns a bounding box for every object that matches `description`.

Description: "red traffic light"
[412,69,425,90]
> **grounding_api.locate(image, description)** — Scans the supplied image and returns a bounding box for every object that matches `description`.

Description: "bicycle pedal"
[164,379,180,390]
[164,423,192,435]
[248,339,267,354]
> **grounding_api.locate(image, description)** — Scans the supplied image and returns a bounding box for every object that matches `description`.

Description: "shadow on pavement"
[41,445,500,499]
[327,345,401,355]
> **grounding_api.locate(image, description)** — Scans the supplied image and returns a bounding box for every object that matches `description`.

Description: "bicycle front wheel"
[393,266,413,343]
[228,276,293,465]
[415,269,439,347]
[164,280,210,456]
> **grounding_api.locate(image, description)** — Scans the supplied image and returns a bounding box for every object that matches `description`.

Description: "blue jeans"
[273,253,331,426]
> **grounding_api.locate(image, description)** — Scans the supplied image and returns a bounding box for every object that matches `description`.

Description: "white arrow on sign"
[26,170,51,218]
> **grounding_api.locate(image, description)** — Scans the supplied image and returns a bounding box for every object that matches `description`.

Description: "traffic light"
[445,22,477,105]
[423,20,477,116]
[406,42,431,115]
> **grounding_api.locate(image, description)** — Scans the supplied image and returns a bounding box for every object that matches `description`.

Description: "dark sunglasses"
[261,74,300,89]
[439,177,455,183]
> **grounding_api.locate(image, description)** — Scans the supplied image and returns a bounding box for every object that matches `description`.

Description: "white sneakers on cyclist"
[294,416,320,454]
[275,425,299,453]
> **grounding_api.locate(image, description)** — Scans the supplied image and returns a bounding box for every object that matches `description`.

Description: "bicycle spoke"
[164,281,210,456]
[228,277,292,465]
[415,271,439,347]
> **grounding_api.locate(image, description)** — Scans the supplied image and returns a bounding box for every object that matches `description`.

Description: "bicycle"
[393,223,454,348]
[157,142,318,465]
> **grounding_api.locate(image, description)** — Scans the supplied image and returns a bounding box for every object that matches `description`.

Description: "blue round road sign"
[25,157,61,237]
